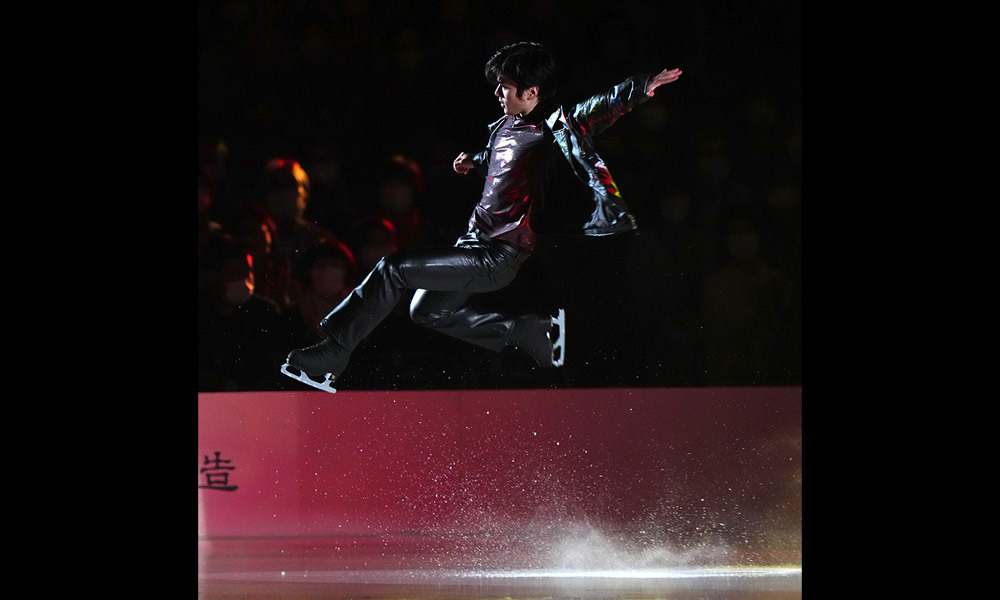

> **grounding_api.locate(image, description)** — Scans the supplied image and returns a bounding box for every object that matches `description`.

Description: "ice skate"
[516,308,566,368]
[280,337,351,394]
[550,308,566,367]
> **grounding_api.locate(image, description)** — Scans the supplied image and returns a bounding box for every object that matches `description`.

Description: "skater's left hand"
[453,152,475,175]
[646,67,683,97]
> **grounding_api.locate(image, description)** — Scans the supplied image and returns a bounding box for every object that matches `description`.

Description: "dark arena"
[198,1,802,598]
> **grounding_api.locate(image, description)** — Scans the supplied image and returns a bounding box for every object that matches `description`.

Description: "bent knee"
[374,254,398,276]
[409,301,429,325]
[409,294,449,327]
[409,292,429,324]
[409,306,445,328]
[372,252,409,287]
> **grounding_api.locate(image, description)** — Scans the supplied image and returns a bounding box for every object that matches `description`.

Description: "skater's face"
[494,76,538,117]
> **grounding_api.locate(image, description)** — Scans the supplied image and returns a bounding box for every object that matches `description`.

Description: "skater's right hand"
[645,67,683,97]
[453,152,474,175]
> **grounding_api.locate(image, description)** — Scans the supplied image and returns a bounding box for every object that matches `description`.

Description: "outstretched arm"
[645,67,683,97]
[563,69,682,139]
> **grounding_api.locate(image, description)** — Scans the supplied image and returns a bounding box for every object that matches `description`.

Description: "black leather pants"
[319,228,539,354]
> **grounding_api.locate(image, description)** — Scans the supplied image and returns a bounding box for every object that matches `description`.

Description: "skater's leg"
[410,290,566,367]
[321,240,529,351]
[283,237,532,387]
[409,289,511,352]
[282,253,414,389]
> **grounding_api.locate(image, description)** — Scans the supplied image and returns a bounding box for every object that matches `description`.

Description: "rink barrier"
[198,386,801,542]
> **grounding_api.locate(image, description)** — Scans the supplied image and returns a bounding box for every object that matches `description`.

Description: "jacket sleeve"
[471,148,489,177]
[562,74,652,139]
[470,116,508,178]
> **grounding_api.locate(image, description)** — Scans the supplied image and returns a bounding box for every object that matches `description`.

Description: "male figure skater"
[282,42,682,393]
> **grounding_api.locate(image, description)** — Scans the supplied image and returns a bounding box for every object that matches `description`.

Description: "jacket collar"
[485,98,557,131]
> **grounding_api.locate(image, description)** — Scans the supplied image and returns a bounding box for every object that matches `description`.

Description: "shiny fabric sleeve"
[562,74,652,139]
[471,149,489,177]
[471,116,507,178]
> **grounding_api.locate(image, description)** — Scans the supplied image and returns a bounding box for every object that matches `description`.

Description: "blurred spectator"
[368,154,427,248]
[348,216,400,275]
[252,156,346,308]
[340,215,410,352]
[198,137,245,230]
[701,215,795,385]
[198,233,286,391]
[229,214,276,298]
[302,143,360,239]
[278,239,358,351]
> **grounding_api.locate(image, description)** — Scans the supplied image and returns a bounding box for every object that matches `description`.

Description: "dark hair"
[484,42,558,102]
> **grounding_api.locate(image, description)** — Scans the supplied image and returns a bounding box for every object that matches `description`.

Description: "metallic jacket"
[469,111,549,252]
[470,74,652,248]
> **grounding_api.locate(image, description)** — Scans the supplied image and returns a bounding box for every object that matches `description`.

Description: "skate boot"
[515,308,566,368]
[280,337,351,394]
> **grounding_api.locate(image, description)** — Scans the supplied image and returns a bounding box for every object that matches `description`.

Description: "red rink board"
[198,386,801,560]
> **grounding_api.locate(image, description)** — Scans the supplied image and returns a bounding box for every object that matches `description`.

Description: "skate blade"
[551,308,566,367]
[280,363,337,394]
